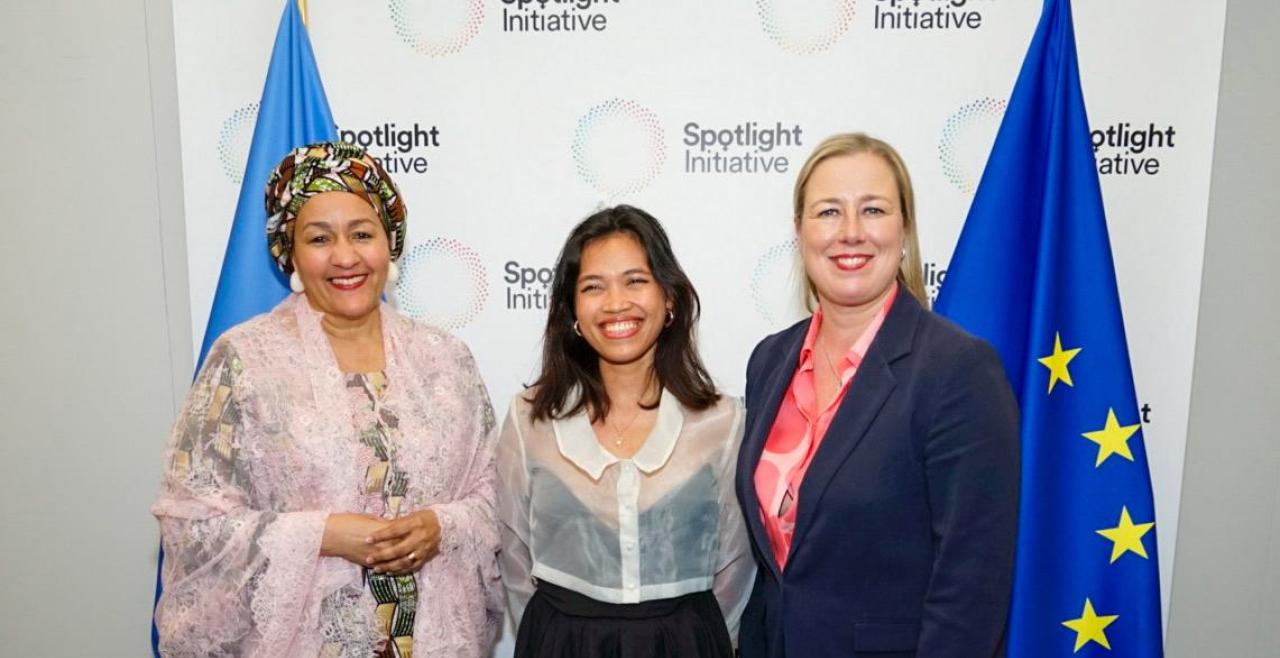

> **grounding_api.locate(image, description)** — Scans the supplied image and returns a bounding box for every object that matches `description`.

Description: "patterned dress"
[349,371,416,658]
[153,294,501,658]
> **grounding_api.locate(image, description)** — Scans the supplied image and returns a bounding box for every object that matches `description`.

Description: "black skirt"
[513,581,734,658]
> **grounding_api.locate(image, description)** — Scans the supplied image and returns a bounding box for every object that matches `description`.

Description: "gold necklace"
[607,405,645,447]
[819,336,843,384]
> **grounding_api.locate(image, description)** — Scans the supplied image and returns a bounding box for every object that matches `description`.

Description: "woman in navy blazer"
[736,133,1019,658]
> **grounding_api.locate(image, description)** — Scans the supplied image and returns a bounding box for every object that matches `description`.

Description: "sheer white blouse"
[496,388,754,639]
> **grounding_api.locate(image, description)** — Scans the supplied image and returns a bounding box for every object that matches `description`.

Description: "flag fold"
[934,0,1163,655]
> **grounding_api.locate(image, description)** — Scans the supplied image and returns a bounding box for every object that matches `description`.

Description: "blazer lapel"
[787,293,923,562]
[739,321,808,581]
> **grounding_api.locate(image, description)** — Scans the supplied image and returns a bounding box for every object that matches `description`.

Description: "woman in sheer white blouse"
[496,205,754,658]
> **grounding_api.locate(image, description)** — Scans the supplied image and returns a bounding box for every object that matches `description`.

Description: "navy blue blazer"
[736,292,1019,658]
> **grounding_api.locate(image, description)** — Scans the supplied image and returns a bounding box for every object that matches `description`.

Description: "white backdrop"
[172,0,1226,649]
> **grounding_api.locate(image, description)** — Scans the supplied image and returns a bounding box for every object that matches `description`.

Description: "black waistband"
[533,581,713,620]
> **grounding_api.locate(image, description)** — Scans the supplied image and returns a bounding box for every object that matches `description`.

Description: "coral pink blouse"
[754,285,898,569]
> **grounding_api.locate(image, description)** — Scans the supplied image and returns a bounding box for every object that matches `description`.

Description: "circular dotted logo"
[939,97,1008,195]
[394,237,489,330]
[388,0,484,57]
[756,0,856,55]
[572,99,666,199]
[751,238,808,328]
[217,102,258,184]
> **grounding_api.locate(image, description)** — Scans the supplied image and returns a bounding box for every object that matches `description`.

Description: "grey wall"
[1166,1,1280,657]
[0,0,191,655]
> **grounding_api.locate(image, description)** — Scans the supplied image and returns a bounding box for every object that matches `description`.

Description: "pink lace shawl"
[152,294,501,657]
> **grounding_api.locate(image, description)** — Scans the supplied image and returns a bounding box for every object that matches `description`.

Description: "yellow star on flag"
[1038,332,1082,394]
[1062,598,1119,652]
[1097,506,1155,563]
[1082,408,1140,467]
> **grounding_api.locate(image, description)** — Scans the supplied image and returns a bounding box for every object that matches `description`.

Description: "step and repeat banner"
[173,0,1226,646]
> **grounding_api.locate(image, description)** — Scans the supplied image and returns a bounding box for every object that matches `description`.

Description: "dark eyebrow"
[299,218,377,231]
[577,268,652,284]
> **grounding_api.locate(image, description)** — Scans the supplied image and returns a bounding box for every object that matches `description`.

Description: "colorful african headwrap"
[264,142,407,273]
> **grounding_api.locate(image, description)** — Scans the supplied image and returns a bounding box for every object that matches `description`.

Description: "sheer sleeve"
[712,400,755,646]
[495,399,535,630]
[151,339,342,658]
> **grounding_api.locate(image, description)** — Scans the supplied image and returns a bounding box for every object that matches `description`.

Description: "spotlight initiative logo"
[938,97,1007,194]
[872,0,993,31]
[755,0,856,55]
[217,102,258,184]
[395,238,489,330]
[388,0,484,57]
[337,120,441,176]
[1091,121,1178,176]
[751,238,807,328]
[500,0,622,33]
[572,99,666,198]
[681,121,805,175]
[502,260,555,310]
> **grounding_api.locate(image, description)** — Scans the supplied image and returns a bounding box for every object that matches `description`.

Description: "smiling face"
[574,232,671,369]
[797,152,905,314]
[290,191,391,322]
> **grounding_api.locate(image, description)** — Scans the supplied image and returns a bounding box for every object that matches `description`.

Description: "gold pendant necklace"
[607,405,644,447]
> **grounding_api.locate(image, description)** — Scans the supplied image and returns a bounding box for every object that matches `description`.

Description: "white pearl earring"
[289,271,304,293]
[387,261,400,285]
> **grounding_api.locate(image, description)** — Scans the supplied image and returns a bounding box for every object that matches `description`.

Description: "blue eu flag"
[934,0,1163,655]
[153,1,336,654]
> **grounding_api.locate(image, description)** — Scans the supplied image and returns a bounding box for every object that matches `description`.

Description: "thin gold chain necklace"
[607,405,645,447]
[819,335,844,384]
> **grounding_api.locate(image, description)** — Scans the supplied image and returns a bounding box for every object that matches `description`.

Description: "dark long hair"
[527,205,719,422]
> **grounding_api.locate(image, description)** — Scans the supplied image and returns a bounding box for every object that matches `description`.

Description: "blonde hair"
[792,132,928,308]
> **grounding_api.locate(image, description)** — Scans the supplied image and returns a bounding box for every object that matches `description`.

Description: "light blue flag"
[197,0,337,365]
[153,1,335,653]
[934,0,1163,655]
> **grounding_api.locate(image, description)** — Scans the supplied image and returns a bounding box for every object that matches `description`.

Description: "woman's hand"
[366,509,442,576]
[321,513,390,566]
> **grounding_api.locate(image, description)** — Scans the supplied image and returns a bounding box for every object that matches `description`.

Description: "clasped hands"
[322,509,441,576]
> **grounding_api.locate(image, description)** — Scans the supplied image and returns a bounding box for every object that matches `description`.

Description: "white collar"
[551,388,684,481]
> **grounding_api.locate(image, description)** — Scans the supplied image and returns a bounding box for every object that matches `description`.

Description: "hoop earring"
[573,320,582,337]
[289,271,304,294]
[665,309,675,327]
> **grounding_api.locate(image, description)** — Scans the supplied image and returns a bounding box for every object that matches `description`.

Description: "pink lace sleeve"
[409,340,504,656]
[430,345,499,558]
[151,340,343,658]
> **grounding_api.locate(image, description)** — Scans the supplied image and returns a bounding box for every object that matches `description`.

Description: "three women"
[156,133,1017,658]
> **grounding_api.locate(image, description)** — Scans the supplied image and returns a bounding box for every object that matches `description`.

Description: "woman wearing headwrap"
[153,143,501,657]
